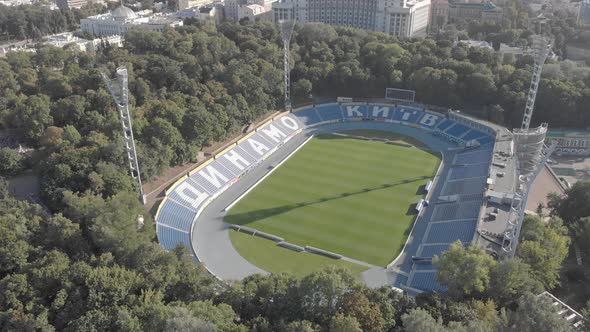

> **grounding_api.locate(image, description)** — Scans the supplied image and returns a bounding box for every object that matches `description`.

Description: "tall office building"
[272,0,430,38]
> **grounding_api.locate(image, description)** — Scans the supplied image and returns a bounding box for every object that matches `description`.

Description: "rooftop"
[112,5,138,19]
[547,129,590,138]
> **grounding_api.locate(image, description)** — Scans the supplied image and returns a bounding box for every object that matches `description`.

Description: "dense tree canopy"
[0,20,588,211]
[0,18,588,331]
[0,3,107,41]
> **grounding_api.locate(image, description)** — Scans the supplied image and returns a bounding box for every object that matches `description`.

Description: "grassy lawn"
[226,131,440,269]
[230,231,368,277]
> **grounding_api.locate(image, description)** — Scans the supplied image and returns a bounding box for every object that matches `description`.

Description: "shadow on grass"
[226,175,429,226]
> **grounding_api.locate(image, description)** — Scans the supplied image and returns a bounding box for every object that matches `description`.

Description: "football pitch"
[226,131,440,275]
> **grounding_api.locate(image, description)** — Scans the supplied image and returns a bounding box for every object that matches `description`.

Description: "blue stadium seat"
[341,104,368,119]
[477,136,495,145]
[168,180,209,211]
[216,146,259,176]
[410,271,446,292]
[190,160,236,195]
[431,200,483,221]
[366,104,396,119]
[316,104,343,122]
[157,224,192,251]
[441,177,487,196]
[157,200,195,231]
[417,112,445,129]
[460,193,485,202]
[293,107,322,126]
[462,130,487,141]
[392,106,424,123]
[418,244,451,257]
[425,220,477,243]
[454,149,493,164]
[445,123,471,138]
[448,164,489,180]
[393,274,409,289]
[413,262,436,271]
[434,119,455,131]
[235,132,275,163]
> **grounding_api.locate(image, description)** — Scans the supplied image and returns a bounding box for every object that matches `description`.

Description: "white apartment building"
[382,0,430,37]
[272,0,430,38]
[225,0,276,22]
[80,5,183,37]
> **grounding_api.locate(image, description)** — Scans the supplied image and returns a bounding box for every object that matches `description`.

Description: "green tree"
[328,314,362,332]
[40,126,64,148]
[401,309,446,332]
[13,94,53,142]
[0,148,24,176]
[517,215,570,288]
[293,79,313,99]
[504,293,571,332]
[433,241,497,298]
[488,258,543,305]
[340,291,384,332]
[299,266,359,325]
[551,181,590,224]
[571,217,590,251]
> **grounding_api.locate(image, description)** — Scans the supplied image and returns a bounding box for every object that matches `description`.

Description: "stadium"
[153,101,537,294]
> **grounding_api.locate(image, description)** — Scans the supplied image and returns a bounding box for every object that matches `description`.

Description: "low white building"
[44,32,123,52]
[80,5,183,37]
[225,0,275,22]
[174,6,219,22]
[0,0,33,5]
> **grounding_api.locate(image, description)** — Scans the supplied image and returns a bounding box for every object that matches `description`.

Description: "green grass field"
[230,231,369,277]
[226,131,440,273]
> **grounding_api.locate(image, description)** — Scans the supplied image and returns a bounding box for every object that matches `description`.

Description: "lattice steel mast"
[280,20,295,112]
[502,36,555,256]
[102,67,146,204]
[521,35,551,130]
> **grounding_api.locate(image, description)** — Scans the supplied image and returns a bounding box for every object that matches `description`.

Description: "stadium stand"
[435,119,455,131]
[157,224,192,252]
[342,104,369,118]
[157,102,501,294]
[155,113,305,257]
[417,244,452,257]
[409,271,444,292]
[476,136,495,145]
[315,104,343,122]
[425,220,478,243]
[462,130,488,142]
[392,107,424,123]
[454,149,493,164]
[445,123,471,138]
[157,199,195,230]
[448,164,489,180]
[441,178,487,196]
[293,107,322,126]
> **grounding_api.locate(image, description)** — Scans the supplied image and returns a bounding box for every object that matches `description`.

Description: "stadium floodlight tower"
[521,35,551,130]
[280,20,295,112]
[501,35,555,256]
[101,67,147,205]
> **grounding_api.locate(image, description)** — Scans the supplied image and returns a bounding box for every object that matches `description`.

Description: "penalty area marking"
[224,135,314,212]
